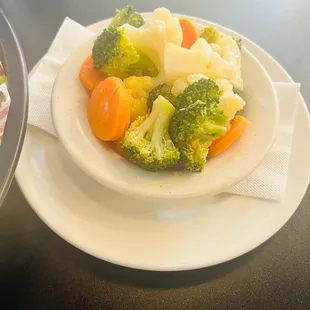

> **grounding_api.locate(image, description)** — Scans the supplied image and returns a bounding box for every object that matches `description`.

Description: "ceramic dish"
[51,14,278,200]
[15,17,310,271]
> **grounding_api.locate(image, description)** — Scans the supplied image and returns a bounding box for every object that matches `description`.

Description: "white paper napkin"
[228,83,299,200]
[28,17,95,135]
[28,17,300,201]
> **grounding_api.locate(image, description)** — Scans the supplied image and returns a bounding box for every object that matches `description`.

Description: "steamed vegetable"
[170,100,227,171]
[214,36,243,89]
[84,7,248,172]
[215,78,234,93]
[164,37,243,89]
[176,78,221,109]
[218,91,245,120]
[147,83,176,110]
[92,26,158,79]
[168,25,243,90]
[88,77,131,141]
[79,55,106,91]
[123,76,154,122]
[200,26,222,44]
[110,5,144,28]
[121,95,180,171]
[179,18,199,49]
[124,8,183,72]
[172,76,245,121]
[170,78,227,171]
[215,79,245,120]
[164,38,212,79]
[209,43,222,55]
[217,37,241,67]
[171,74,210,96]
[200,25,242,50]
[209,115,249,156]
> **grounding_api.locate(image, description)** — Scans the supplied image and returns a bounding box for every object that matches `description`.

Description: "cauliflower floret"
[218,92,245,120]
[205,52,238,81]
[217,36,241,67]
[171,79,188,96]
[209,43,222,55]
[123,8,182,72]
[171,74,209,96]
[190,38,213,56]
[230,73,243,91]
[164,36,243,90]
[123,76,154,122]
[214,79,245,120]
[214,78,233,93]
[216,36,243,89]
[205,52,243,90]
[187,73,209,85]
[164,38,212,79]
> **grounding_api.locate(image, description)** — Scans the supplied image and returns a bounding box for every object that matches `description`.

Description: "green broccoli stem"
[196,121,227,140]
[135,97,172,141]
[150,99,175,150]
[137,115,155,139]
[120,95,179,171]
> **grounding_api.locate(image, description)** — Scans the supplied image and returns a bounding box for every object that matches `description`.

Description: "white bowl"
[52,15,279,200]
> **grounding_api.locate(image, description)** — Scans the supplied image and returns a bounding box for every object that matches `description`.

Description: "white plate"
[15,17,310,271]
[51,16,278,200]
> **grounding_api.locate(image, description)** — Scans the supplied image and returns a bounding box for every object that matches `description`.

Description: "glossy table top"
[1,0,310,309]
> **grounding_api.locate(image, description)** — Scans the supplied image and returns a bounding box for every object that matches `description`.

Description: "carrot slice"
[85,88,92,98]
[179,18,199,49]
[79,55,106,92]
[209,116,249,157]
[88,77,131,141]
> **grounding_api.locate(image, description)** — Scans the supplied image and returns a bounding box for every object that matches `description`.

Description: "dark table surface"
[1,0,310,309]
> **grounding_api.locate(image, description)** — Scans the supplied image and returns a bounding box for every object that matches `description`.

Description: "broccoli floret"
[92,26,158,79]
[129,51,159,77]
[170,100,227,172]
[176,78,221,109]
[110,5,145,28]
[147,83,176,111]
[121,96,180,171]
[232,35,242,50]
[200,26,222,44]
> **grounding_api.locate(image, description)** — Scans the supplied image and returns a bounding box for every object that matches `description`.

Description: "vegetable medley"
[79,6,249,172]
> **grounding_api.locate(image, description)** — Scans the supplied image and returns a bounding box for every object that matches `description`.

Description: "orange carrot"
[85,88,92,98]
[179,18,199,49]
[88,77,131,141]
[79,55,106,92]
[209,116,249,157]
